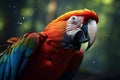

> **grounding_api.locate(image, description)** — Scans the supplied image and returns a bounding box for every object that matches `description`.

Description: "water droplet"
[93,61,96,63]
[37,0,40,3]
[17,21,22,25]
[13,5,16,8]
[22,17,25,20]
[19,22,22,25]
[35,8,37,10]
[17,21,19,24]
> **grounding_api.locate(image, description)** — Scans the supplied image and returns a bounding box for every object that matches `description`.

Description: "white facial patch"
[66,16,84,39]
[66,28,81,39]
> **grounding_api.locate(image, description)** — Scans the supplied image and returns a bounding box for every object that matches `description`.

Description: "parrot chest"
[19,40,83,80]
[36,41,76,79]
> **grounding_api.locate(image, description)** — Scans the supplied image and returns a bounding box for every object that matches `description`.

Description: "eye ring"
[70,16,77,21]
[69,16,78,24]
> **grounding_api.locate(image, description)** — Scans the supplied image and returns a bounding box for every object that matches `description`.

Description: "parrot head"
[44,9,99,51]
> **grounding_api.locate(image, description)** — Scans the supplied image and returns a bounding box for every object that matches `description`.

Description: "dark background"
[0,0,120,80]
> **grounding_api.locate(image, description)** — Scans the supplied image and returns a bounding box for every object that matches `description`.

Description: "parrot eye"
[69,16,78,24]
[71,16,77,20]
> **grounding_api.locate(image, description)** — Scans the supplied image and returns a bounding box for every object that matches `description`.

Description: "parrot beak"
[73,20,97,51]
[82,20,97,51]
[86,20,97,50]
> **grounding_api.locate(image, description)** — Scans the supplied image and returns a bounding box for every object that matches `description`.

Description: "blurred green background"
[0,0,120,80]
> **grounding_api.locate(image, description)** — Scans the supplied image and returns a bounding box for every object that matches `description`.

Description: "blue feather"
[4,53,11,80]
[0,32,40,80]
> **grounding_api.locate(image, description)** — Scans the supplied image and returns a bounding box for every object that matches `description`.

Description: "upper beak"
[73,20,97,51]
[84,20,97,51]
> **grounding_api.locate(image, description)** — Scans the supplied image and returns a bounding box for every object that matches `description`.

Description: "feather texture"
[0,32,44,80]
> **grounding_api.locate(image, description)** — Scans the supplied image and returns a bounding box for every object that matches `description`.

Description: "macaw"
[0,9,99,80]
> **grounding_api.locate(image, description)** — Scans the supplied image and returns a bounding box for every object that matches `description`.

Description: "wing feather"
[0,32,46,80]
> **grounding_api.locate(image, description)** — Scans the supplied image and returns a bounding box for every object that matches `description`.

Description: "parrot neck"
[61,34,81,50]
